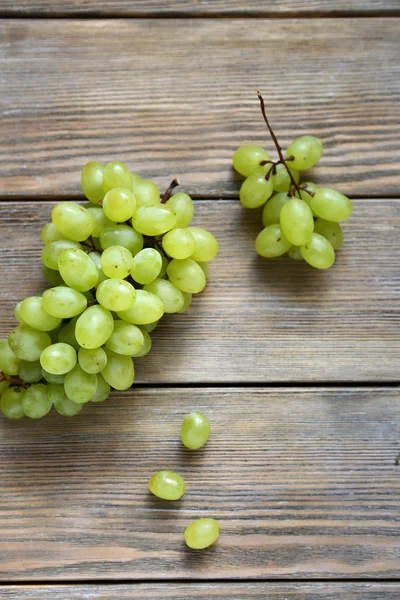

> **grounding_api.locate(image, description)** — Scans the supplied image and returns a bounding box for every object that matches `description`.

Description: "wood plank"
[1,1,399,17]
[0,387,399,580]
[0,199,399,383]
[2,583,400,599]
[0,19,399,198]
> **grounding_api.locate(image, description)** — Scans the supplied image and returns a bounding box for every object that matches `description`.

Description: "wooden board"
[1,199,399,383]
[2,583,400,599]
[0,387,399,580]
[0,19,399,198]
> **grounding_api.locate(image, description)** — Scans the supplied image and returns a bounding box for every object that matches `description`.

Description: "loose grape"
[23,383,52,419]
[162,228,195,260]
[131,248,162,285]
[240,173,273,209]
[100,225,143,256]
[85,205,114,237]
[181,412,210,450]
[255,225,291,258]
[0,339,20,375]
[286,135,323,170]
[187,227,219,262]
[42,287,88,319]
[184,518,220,550]
[101,348,134,390]
[167,259,206,294]
[101,245,133,279]
[271,163,300,193]
[8,325,51,362]
[96,278,136,312]
[75,305,114,349]
[103,188,136,222]
[41,222,65,244]
[64,365,97,404]
[287,246,303,261]
[311,188,353,222]
[233,145,270,177]
[90,374,111,403]
[166,193,194,228]
[132,205,176,236]
[103,161,132,193]
[300,233,335,269]
[144,279,185,313]
[19,296,62,332]
[0,387,25,420]
[41,240,81,270]
[279,198,314,246]
[314,218,344,250]
[54,394,83,416]
[117,290,164,325]
[52,202,94,242]
[81,161,105,204]
[18,359,43,383]
[40,342,77,375]
[78,347,107,374]
[148,470,186,501]
[262,192,290,227]
[134,180,160,208]
[58,248,99,292]
[105,321,144,356]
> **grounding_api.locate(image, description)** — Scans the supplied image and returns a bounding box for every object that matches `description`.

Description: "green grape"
[255,225,291,258]
[314,218,344,250]
[54,394,83,416]
[0,381,10,396]
[103,161,132,193]
[141,320,159,333]
[85,205,114,237]
[177,291,192,313]
[233,145,270,177]
[41,222,65,244]
[131,248,162,285]
[23,383,52,419]
[300,233,335,269]
[105,321,144,356]
[162,228,195,259]
[101,348,134,390]
[167,258,206,294]
[90,373,111,403]
[166,193,194,228]
[117,290,164,325]
[64,364,98,404]
[144,279,184,313]
[159,254,168,278]
[0,339,20,375]
[130,172,142,191]
[100,225,143,255]
[81,161,105,204]
[132,329,152,357]
[279,198,314,246]
[40,342,77,375]
[0,387,25,419]
[58,248,98,292]
[297,181,319,209]
[134,180,160,208]
[287,245,303,261]
[101,245,133,279]
[286,135,323,170]
[103,187,136,222]
[88,251,108,288]
[311,188,353,222]
[42,264,65,287]
[148,470,186,501]
[8,325,51,362]
[240,173,273,209]
[181,412,210,450]
[58,316,80,351]
[197,262,209,277]
[52,202,94,242]
[42,286,87,319]
[271,163,300,193]
[19,296,62,332]
[41,240,81,270]
[18,359,43,383]
[184,518,220,550]
[187,227,219,262]
[14,301,25,324]
[96,278,136,312]
[75,305,114,349]
[42,369,65,384]
[45,383,64,404]
[132,205,176,236]
[78,347,107,374]
[262,192,290,227]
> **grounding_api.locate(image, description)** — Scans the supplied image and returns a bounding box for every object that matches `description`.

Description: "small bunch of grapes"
[233,92,353,269]
[0,161,218,420]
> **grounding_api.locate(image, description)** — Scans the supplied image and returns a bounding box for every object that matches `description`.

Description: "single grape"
[0,387,25,419]
[148,470,186,501]
[96,278,136,312]
[0,339,20,375]
[64,365,98,404]
[42,286,87,319]
[103,188,136,222]
[162,228,195,260]
[45,383,65,405]
[54,394,83,416]
[132,329,152,357]
[300,233,335,269]
[262,192,290,227]
[186,227,219,262]
[42,264,65,287]
[85,205,114,237]
[177,292,192,314]
[134,180,160,208]
[103,161,132,193]
[311,188,353,222]
[314,218,344,250]
[8,325,51,362]
[279,198,314,246]
[105,321,144,356]
[58,248,99,292]
[100,225,143,256]
[184,518,220,550]
[42,369,65,385]
[233,145,270,177]
[52,202,94,242]
[117,290,164,325]
[132,205,176,236]
[23,383,52,419]
[131,248,162,285]
[14,301,25,324]
[255,225,291,258]
[287,246,303,261]
[41,222,66,244]
[271,163,300,193]
[159,254,168,278]
[78,347,108,374]
[166,193,194,228]
[101,348,134,390]
[141,320,159,333]
[75,305,114,349]
[240,172,274,209]
[144,279,185,313]
[81,161,105,204]
[130,172,142,191]
[181,412,210,450]
[41,240,81,270]
[58,316,80,351]
[90,374,111,403]
[167,258,206,294]
[286,135,323,170]
[40,342,77,375]
[19,296,62,332]
[101,245,133,279]
[18,359,43,383]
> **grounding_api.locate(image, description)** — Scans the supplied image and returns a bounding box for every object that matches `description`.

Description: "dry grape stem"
[161,177,180,204]
[0,371,25,385]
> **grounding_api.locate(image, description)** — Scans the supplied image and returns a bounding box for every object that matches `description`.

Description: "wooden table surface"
[0,2,399,599]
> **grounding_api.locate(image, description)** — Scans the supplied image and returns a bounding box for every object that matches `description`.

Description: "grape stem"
[161,178,180,204]
[256,90,302,198]
[0,371,25,385]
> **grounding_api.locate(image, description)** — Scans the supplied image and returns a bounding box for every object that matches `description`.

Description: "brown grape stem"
[0,371,25,385]
[161,178,180,204]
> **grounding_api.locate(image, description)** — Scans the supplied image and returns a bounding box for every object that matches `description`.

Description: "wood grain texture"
[1,0,399,16]
[0,199,399,383]
[2,583,400,599]
[0,387,399,580]
[0,19,399,198]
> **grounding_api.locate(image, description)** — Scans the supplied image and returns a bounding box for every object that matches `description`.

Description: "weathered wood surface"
[0,387,399,580]
[0,199,399,383]
[1,0,399,16]
[0,19,399,198]
[2,583,400,599]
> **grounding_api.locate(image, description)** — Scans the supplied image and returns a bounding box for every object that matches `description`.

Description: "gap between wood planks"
[1,12,400,19]
[1,195,400,202]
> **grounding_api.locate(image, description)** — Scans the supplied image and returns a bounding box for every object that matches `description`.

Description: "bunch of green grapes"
[0,161,218,420]
[233,95,353,269]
